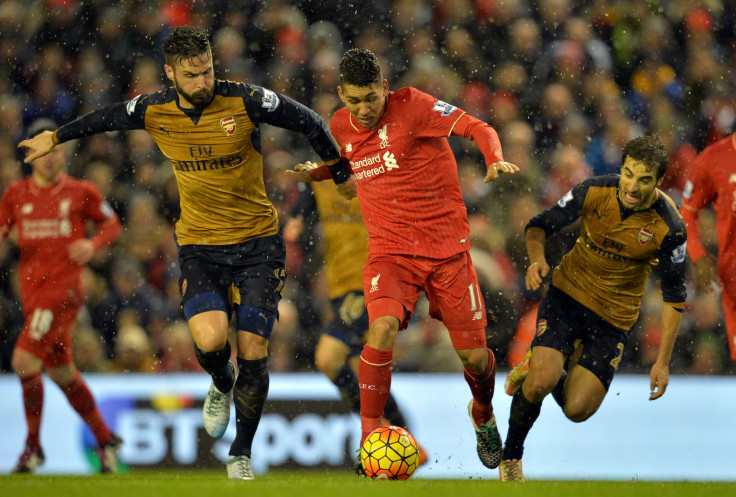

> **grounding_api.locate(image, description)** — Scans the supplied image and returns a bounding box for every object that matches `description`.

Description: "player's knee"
[523,376,556,403]
[47,364,77,387]
[456,347,488,374]
[11,351,41,377]
[193,333,228,352]
[367,317,399,349]
[562,401,596,423]
[237,332,269,360]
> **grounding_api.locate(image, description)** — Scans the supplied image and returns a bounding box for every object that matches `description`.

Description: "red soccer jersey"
[0,174,115,310]
[681,133,736,291]
[330,87,502,259]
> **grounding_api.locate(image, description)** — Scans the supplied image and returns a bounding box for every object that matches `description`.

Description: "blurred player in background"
[18,26,348,480]
[284,173,427,474]
[289,47,519,472]
[680,132,736,361]
[501,135,686,481]
[2,119,122,474]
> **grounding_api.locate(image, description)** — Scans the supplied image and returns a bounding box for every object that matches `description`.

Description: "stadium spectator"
[111,324,160,373]
[158,320,202,373]
[72,325,113,373]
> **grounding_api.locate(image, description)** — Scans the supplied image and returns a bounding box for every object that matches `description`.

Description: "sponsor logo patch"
[261,89,280,112]
[432,100,457,116]
[557,189,574,208]
[671,242,687,264]
[126,94,142,115]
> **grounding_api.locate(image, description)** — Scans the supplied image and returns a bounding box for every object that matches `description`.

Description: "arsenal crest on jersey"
[536,319,548,337]
[638,227,653,245]
[220,116,237,136]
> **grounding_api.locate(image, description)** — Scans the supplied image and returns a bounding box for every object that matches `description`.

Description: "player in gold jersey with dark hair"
[18,25,349,480]
[499,135,687,481]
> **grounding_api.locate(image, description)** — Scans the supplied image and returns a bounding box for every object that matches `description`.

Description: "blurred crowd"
[0,0,734,375]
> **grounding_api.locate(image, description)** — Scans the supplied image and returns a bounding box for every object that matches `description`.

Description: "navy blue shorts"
[533,285,628,390]
[177,234,286,326]
[323,291,368,356]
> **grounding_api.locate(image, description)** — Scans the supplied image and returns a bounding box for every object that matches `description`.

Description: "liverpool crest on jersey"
[378,124,390,149]
[220,116,237,136]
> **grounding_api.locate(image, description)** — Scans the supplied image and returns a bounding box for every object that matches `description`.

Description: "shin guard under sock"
[229,357,269,457]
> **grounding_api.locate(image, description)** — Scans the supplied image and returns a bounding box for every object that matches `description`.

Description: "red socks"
[20,372,44,448]
[464,348,497,425]
[61,371,112,445]
[358,345,393,444]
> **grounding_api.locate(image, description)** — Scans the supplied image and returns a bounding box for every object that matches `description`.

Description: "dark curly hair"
[339,48,382,87]
[163,26,211,66]
[621,135,669,179]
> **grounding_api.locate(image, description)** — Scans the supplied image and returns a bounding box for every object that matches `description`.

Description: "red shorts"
[15,301,80,368]
[362,251,487,349]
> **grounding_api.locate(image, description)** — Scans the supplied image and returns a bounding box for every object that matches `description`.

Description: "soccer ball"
[360,425,420,480]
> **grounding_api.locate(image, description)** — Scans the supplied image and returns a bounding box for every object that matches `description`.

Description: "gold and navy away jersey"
[527,174,687,330]
[55,81,342,245]
[291,182,367,299]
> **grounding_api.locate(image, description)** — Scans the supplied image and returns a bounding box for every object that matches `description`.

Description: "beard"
[174,79,214,109]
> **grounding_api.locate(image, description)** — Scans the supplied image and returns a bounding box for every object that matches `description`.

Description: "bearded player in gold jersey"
[499,135,687,481]
[19,26,349,480]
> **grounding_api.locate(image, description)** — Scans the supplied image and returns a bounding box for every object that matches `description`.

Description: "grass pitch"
[1,470,734,497]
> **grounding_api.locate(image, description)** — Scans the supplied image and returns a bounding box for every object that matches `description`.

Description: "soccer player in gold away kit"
[500,135,687,481]
[19,26,349,480]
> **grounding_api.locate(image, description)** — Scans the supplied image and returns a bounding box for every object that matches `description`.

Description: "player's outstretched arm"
[649,304,683,400]
[18,130,56,163]
[484,160,520,183]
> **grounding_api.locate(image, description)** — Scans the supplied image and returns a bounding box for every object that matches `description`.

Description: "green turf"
[1,470,734,497]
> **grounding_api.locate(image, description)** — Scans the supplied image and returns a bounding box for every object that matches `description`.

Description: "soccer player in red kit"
[1,119,123,473]
[291,48,519,471]
[681,133,736,360]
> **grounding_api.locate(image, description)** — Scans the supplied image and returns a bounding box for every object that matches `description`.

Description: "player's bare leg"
[559,362,606,422]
